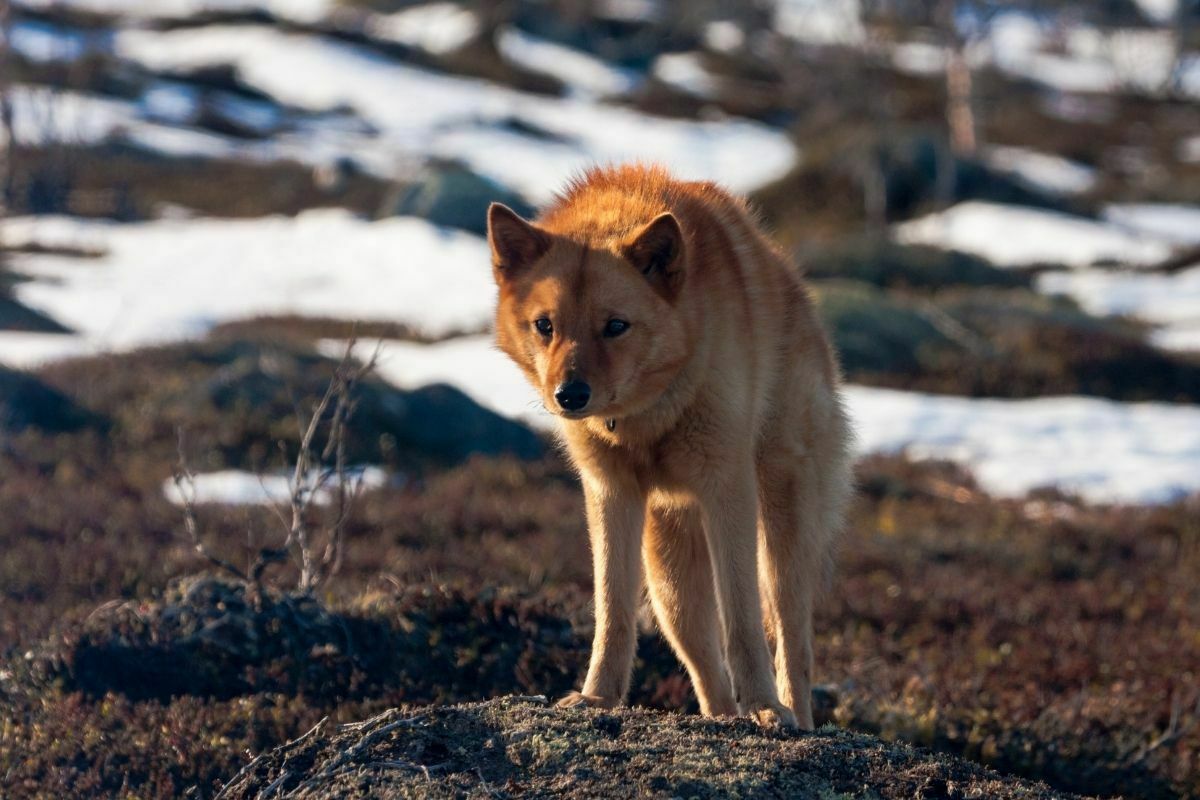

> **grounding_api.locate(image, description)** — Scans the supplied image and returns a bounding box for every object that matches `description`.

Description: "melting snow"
[1037,266,1200,352]
[652,53,720,99]
[497,27,639,98]
[894,201,1172,268]
[9,19,106,63]
[14,0,333,24]
[982,146,1098,196]
[4,84,384,171]
[113,24,797,204]
[163,467,388,507]
[0,211,495,354]
[367,3,480,55]
[1103,204,1200,247]
[773,0,864,46]
[849,387,1200,505]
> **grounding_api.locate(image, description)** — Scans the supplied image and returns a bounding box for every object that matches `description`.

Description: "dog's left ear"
[488,203,549,280]
[623,212,684,299]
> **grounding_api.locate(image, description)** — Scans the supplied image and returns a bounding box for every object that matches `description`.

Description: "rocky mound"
[0,365,105,434]
[213,697,1080,799]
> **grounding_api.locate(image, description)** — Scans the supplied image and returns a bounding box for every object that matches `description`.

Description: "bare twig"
[289,373,339,591]
[475,767,500,798]
[213,716,329,800]
[277,336,379,593]
[317,339,381,584]
[293,713,427,795]
[1138,690,1200,760]
[172,338,379,595]
[173,429,248,582]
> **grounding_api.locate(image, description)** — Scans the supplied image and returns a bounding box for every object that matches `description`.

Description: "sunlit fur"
[488,163,853,730]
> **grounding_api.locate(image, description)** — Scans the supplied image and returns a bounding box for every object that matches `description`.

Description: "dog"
[487,164,852,729]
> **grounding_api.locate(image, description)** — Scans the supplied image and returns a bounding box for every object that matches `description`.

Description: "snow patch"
[367,2,479,55]
[704,21,745,54]
[773,0,864,46]
[497,27,639,97]
[9,19,104,63]
[0,333,94,370]
[1037,265,1200,352]
[1,212,495,354]
[1180,135,1200,164]
[894,201,1172,268]
[14,0,333,24]
[1133,0,1179,24]
[848,387,1200,505]
[114,24,797,204]
[652,52,719,98]
[4,84,380,171]
[164,467,388,507]
[1103,204,1200,247]
[983,146,1098,196]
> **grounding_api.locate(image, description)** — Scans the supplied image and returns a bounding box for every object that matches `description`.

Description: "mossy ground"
[217,697,1081,799]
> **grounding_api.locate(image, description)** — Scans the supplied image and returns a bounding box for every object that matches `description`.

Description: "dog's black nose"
[554,380,591,412]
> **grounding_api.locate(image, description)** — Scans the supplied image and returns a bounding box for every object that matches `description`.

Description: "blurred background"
[1,0,1199,798]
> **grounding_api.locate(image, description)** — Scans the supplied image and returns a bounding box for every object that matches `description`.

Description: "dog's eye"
[534,317,553,337]
[603,319,630,338]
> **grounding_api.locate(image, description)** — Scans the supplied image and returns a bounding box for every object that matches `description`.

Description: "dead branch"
[317,339,381,584]
[292,712,429,795]
[213,716,328,800]
[1138,690,1200,761]
[173,429,249,582]
[268,336,380,593]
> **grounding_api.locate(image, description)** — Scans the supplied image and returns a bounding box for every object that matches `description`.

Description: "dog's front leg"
[558,472,645,710]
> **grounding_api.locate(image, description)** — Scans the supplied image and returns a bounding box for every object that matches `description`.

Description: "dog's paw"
[748,703,800,731]
[556,691,616,710]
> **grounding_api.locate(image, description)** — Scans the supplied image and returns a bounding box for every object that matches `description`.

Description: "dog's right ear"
[488,203,548,279]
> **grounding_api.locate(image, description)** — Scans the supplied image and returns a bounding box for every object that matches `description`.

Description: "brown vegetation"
[1,376,1197,798]
[217,698,1079,799]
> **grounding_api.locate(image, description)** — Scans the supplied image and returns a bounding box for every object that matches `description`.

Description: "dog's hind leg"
[643,502,738,717]
[698,462,796,728]
[756,450,831,730]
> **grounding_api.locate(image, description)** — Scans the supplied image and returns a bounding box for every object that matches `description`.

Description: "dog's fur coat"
[487,164,852,728]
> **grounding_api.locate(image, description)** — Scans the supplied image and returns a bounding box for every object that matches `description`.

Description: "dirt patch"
[214,697,1079,799]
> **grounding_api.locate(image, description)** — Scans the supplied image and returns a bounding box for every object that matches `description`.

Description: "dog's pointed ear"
[623,212,684,298]
[488,203,548,279]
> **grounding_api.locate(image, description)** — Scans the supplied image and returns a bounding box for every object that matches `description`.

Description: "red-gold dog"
[487,164,852,728]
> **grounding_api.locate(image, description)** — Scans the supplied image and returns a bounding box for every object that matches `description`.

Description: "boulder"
[385,161,535,235]
[0,365,103,434]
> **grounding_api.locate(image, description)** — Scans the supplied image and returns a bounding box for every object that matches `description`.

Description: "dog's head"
[487,202,691,422]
